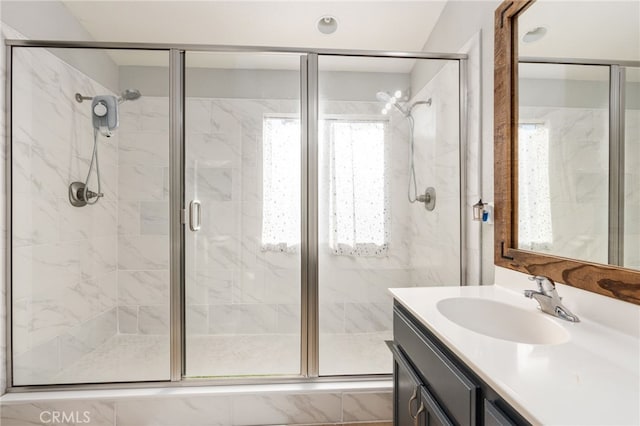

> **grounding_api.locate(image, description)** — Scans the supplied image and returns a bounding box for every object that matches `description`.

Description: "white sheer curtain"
[261,117,300,252]
[329,120,389,257]
[518,122,553,251]
[261,117,389,256]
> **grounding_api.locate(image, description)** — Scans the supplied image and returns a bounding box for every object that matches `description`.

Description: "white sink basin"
[436,297,570,345]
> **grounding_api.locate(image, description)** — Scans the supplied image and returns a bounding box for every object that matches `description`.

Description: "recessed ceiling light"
[317,16,338,35]
[522,26,548,43]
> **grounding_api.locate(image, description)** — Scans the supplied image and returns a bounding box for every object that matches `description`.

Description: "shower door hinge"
[180,209,187,225]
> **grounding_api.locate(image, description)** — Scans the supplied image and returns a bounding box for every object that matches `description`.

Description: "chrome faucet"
[524,276,580,322]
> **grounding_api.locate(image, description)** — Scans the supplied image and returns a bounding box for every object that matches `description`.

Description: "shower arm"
[407,99,432,115]
[75,89,142,104]
[75,93,93,103]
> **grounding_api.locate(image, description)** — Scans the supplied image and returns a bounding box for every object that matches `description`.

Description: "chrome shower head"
[376,91,392,103]
[377,90,409,116]
[119,89,141,103]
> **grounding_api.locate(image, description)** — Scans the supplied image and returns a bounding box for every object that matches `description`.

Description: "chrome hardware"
[68,181,103,207]
[408,387,418,419]
[189,200,201,231]
[524,275,580,322]
[74,93,93,103]
[416,187,436,211]
[414,401,426,426]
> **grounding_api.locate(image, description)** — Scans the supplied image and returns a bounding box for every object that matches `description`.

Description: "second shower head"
[377,90,408,116]
[376,91,392,103]
[75,88,142,104]
[376,90,432,117]
[119,89,142,103]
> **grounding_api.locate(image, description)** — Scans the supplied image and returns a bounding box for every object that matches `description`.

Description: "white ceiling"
[61,1,449,72]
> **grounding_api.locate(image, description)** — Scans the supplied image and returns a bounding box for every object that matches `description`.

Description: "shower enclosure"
[5,41,467,388]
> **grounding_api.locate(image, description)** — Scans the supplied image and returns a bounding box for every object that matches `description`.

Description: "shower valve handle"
[81,189,104,200]
[85,189,104,200]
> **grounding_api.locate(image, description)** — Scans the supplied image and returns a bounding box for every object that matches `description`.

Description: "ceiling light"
[522,26,547,43]
[317,16,338,35]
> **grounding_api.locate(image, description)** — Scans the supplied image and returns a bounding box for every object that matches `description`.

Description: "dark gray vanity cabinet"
[391,302,530,426]
[389,341,452,426]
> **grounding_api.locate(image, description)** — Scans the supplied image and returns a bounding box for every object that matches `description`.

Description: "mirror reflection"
[516,0,640,269]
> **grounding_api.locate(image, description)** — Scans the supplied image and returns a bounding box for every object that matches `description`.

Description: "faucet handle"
[529,275,556,293]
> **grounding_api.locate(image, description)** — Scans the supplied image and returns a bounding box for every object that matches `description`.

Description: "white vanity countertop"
[389,285,640,426]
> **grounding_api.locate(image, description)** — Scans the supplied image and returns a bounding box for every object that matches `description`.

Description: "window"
[261,116,388,256]
[261,116,300,252]
[518,122,553,250]
[328,119,388,256]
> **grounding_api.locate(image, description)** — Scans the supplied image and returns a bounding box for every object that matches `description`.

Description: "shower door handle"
[189,200,201,232]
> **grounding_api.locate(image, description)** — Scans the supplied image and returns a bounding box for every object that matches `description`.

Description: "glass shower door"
[11,47,171,385]
[183,52,303,378]
[316,55,461,375]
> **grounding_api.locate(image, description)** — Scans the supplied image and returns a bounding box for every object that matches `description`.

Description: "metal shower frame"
[4,39,469,392]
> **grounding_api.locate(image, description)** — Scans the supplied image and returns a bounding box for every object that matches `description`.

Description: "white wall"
[1,0,118,91]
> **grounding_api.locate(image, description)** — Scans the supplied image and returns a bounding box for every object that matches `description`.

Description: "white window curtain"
[261,116,300,253]
[518,122,553,251]
[329,120,389,257]
[261,117,389,256]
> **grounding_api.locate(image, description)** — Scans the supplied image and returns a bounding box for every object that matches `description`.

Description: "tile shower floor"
[54,332,392,383]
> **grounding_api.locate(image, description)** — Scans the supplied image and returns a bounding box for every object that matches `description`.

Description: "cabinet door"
[388,342,422,426]
[418,387,454,426]
[484,400,517,426]
[394,307,477,425]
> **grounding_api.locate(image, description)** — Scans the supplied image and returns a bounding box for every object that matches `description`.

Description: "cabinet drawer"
[394,307,478,426]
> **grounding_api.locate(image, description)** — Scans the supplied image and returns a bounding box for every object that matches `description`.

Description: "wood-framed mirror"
[494,0,640,305]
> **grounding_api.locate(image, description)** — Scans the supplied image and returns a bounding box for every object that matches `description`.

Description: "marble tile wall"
[519,106,610,264]
[116,97,170,337]
[410,60,462,286]
[10,45,120,386]
[0,390,392,425]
